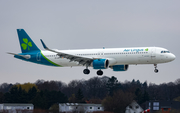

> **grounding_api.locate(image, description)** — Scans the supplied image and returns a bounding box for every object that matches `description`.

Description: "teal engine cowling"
[92,59,109,69]
[110,65,129,71]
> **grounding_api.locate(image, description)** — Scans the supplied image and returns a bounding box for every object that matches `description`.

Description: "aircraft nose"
[169,54,176,61]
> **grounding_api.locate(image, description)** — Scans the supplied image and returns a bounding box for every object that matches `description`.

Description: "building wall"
[125,101,143,113]
[0,104,3,112]
[146,101,180,112]
[3,105,33,110]
[0,104,34,113]
[59,103,104,113]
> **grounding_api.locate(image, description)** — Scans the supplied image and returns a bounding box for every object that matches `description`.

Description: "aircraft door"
[151,47,156,62]
[37,52,41,61]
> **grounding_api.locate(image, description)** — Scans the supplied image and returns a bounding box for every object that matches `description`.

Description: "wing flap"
[40,39,93,66]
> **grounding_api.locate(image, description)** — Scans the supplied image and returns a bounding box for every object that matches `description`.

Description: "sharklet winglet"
[40,39,49,50]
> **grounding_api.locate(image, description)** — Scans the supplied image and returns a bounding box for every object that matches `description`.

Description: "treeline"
[0,83,67,110]
[0,76,180,113]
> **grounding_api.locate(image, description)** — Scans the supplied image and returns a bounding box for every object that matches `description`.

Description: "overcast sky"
[0,0,179,85]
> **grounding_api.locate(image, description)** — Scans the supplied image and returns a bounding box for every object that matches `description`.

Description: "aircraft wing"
[40,39,94,66]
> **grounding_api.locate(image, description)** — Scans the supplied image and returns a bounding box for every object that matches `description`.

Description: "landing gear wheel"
[97,70,103,76]
[154,64,158,73]
[83,69,90,74]
[154,69,159,73]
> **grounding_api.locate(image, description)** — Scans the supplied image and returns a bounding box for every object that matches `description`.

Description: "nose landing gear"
[154,64,159,73]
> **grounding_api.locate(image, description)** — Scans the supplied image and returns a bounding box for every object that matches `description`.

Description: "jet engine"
[110,65,129,71]
[92,58,117,69]
[92,59,109,69]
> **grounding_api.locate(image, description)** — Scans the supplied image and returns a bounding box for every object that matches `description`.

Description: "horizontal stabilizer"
[7,52,31,59]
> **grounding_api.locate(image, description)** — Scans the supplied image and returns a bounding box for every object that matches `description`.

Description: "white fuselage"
[40,47,175,67]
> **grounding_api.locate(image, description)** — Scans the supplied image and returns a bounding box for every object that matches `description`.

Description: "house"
[161,106,171,113]
[125,100,144,113]
[0,103,34,113]
[59,103,104,113]
[145,100,180,113]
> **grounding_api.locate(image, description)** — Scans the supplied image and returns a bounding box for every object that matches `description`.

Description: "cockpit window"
[161,51,170,53]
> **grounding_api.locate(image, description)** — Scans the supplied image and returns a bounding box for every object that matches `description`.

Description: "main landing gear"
[97,70,103,76]
[154,64,158,73]
[83,69,103,76]
[83,64,90,74]
[83,69,90,74]
[83,65,103,76]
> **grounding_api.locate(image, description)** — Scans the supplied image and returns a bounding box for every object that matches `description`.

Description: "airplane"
[8,29,176,76]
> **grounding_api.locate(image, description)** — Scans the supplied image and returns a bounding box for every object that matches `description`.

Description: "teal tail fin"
[17,29,40,53]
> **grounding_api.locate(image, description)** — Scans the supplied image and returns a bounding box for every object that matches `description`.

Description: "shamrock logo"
[145,48,148,51]
[21,38,32,50]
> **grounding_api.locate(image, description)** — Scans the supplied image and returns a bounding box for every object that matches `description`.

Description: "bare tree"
[102,90,134,113]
